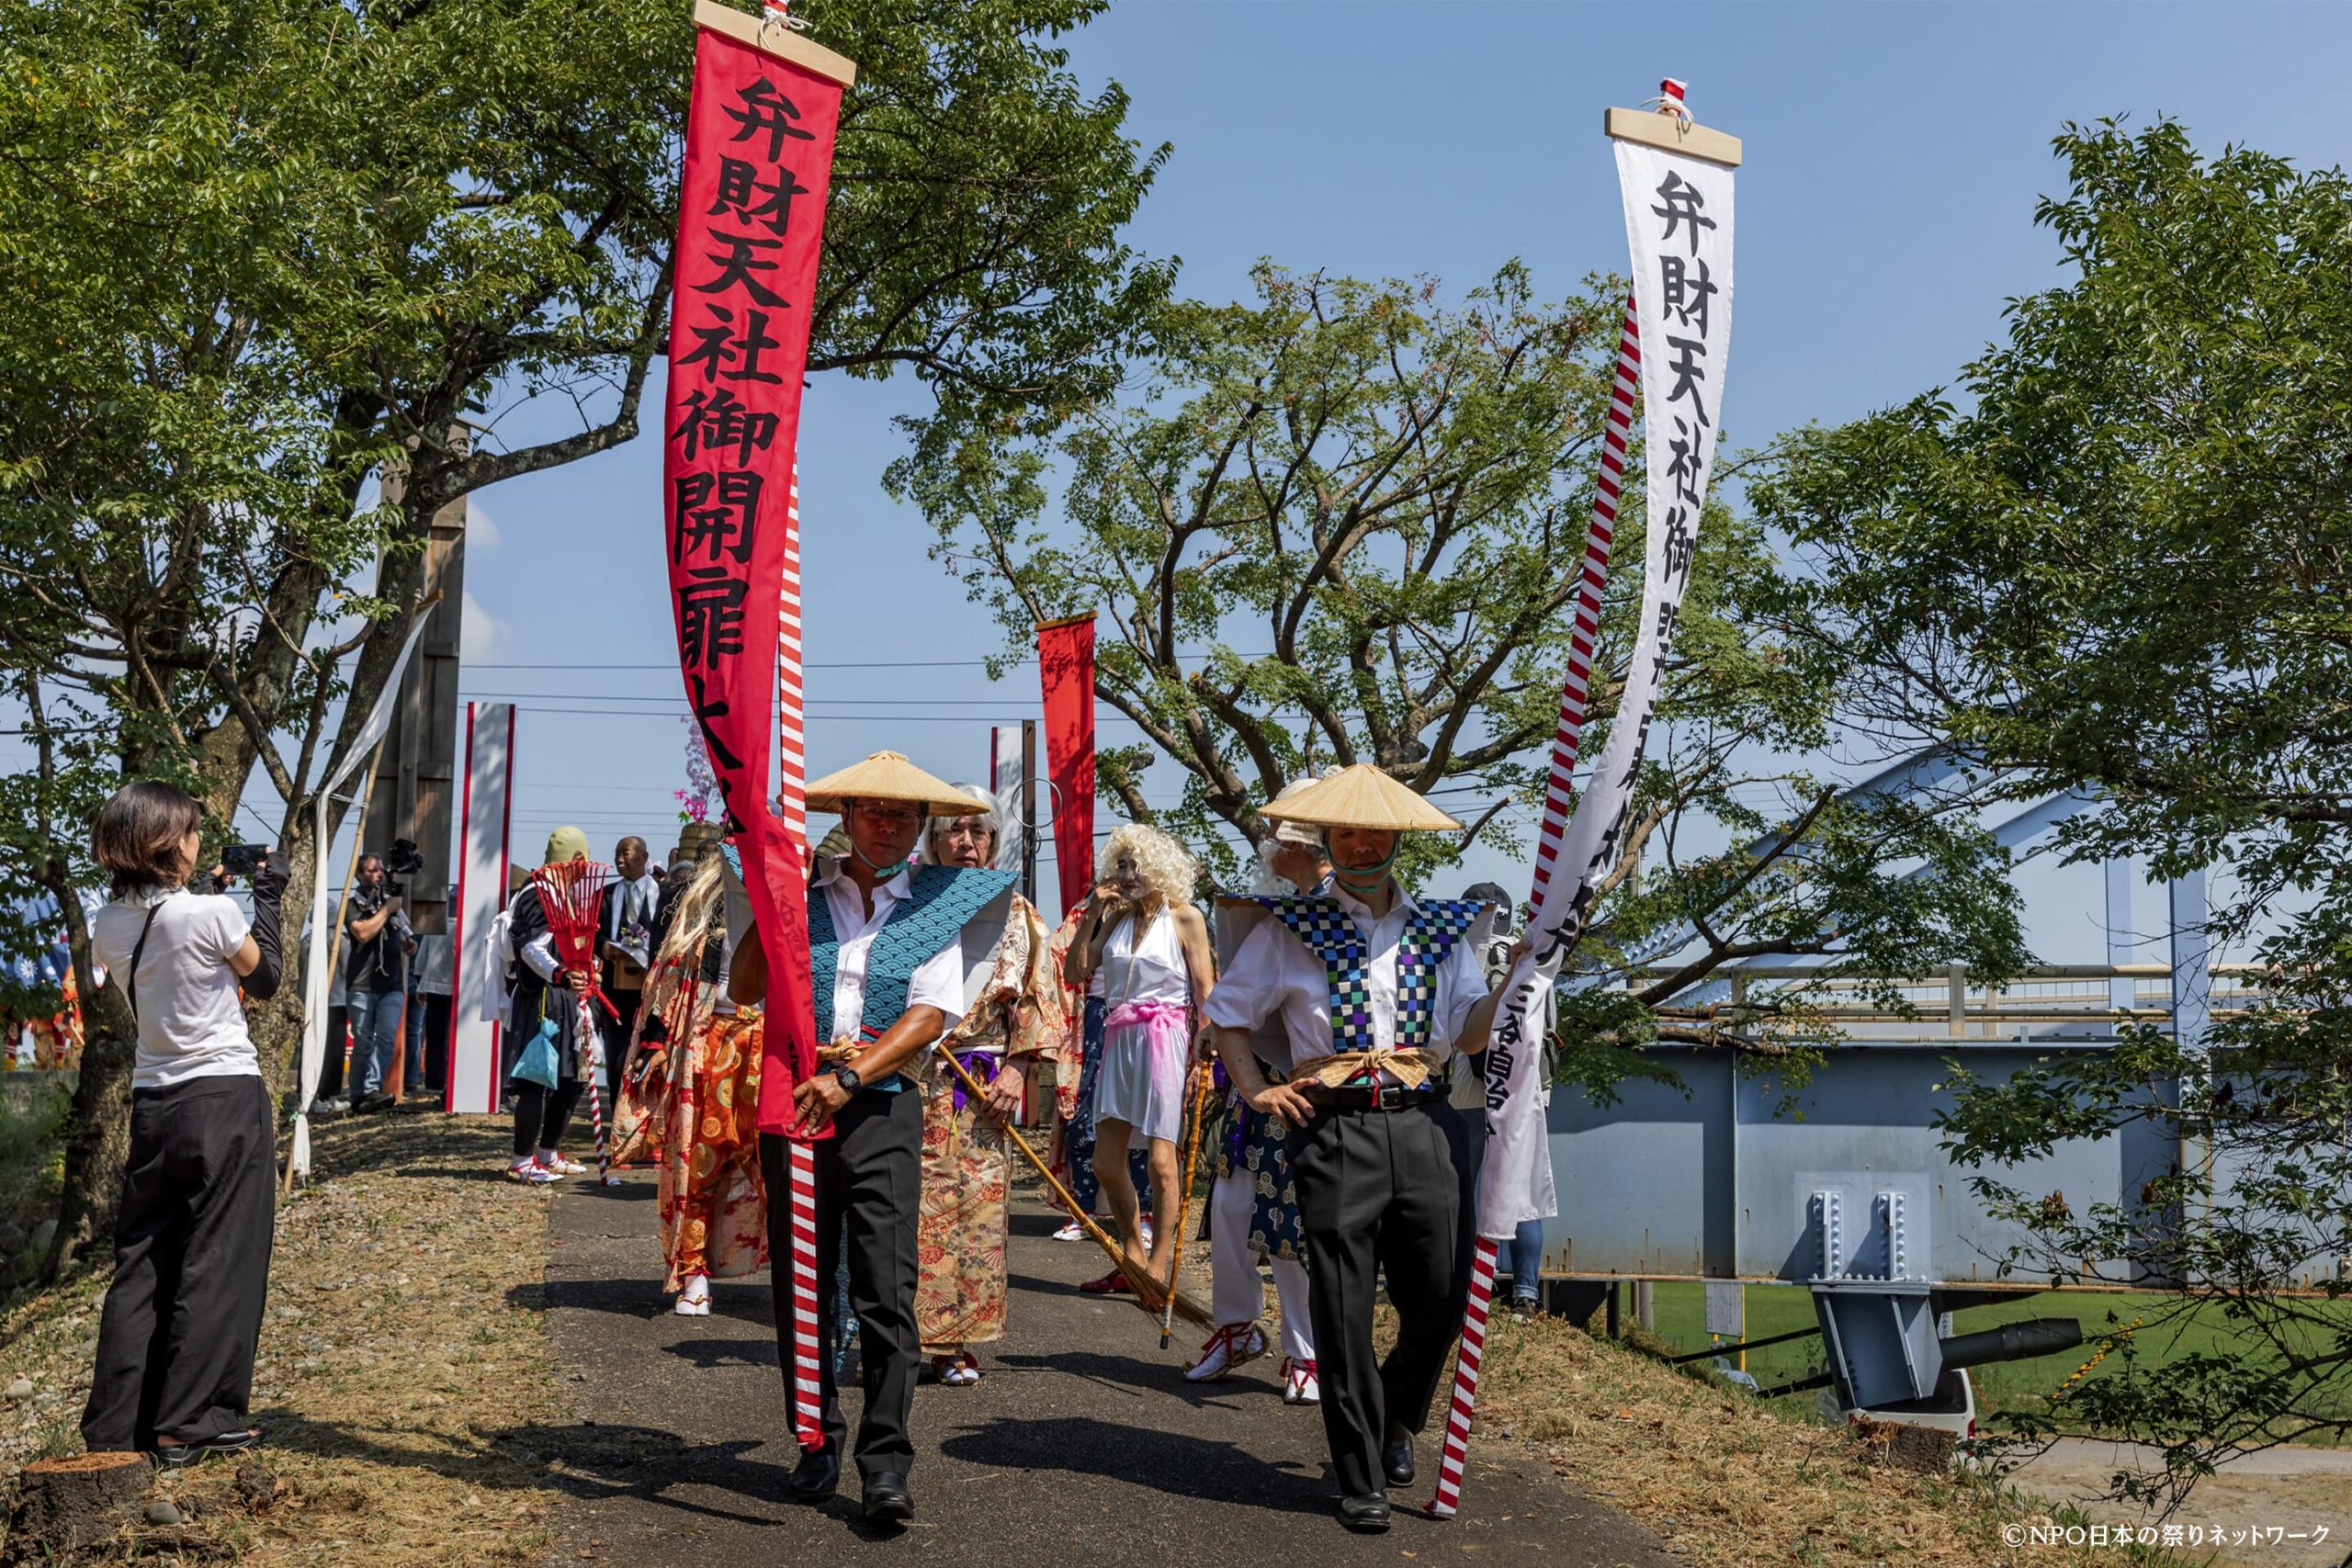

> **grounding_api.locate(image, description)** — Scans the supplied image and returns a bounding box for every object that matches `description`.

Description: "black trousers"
[512,1077,583,1157]
[1288,1097,1476,1498]
[598,989,641,1111]
[83,1075,277,1451]
[760,1083,922,1483]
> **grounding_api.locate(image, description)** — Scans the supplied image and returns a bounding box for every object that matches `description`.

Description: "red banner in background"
[662,17,846,1130]
[1037,615,1096,916]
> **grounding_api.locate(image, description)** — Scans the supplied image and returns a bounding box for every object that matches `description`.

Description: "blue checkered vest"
[810,864,1012,1088]
[1254,895,1485,1055]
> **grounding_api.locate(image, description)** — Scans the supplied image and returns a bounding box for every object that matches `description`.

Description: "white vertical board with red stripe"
[448,701,516,1116]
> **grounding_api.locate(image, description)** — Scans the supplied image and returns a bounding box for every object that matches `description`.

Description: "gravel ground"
[1,1108,561,1564]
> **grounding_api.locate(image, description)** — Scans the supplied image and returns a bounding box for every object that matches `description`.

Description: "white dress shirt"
[1204,878,1489,1069]
[813,862,967,1043]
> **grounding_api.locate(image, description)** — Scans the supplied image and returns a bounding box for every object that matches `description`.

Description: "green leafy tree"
[1750,120,2352,1494]
[0,0,1170,1273]
[908,263,2027,1102]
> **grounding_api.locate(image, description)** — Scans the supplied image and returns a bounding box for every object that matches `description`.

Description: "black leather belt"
[1306,1083,1443,1113]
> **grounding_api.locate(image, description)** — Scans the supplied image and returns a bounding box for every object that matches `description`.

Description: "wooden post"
[1633,1279,1655,1332]
[1605,1278,1622,1339]
[1020,718,1038,910]
[1947,962,1968,1039]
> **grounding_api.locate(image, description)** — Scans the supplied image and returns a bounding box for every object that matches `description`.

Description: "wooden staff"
[932,1043,1213,1331]
[1159,1056,1214,1348]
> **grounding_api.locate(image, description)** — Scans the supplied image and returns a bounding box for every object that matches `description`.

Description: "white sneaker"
[507,1159,559,1186]
[1282,1357,1320,1405]
[1185,1322,1267,1382]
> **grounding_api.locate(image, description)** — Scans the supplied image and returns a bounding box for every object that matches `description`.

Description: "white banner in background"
[1479,133,1736,1239]
[290,615,435,1179]
[447,702,515,1116]
[990,725,1026,876]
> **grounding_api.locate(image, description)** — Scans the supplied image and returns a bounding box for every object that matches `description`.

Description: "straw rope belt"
[817,1043,859,1066]
[1296,1047,1444,1091]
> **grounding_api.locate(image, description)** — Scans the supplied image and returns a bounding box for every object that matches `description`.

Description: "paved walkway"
[534,1168,1679,1565]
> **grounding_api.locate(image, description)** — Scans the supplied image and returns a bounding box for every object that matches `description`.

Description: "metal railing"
[1660,962,2275,1043]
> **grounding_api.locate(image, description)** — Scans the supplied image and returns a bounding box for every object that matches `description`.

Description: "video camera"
[381,838,425,898]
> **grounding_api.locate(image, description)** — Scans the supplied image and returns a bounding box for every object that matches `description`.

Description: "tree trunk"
[4,1451,153,1562]
[42,869,135,1284]
[247,830,319,1112]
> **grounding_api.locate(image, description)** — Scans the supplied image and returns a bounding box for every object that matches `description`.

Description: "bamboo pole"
[932,1043,1214,1331]
[1159,1057,1213,1348]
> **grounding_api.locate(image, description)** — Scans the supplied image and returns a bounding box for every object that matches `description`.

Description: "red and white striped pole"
[1427,295,1637,1521]
[775,455,822,1451]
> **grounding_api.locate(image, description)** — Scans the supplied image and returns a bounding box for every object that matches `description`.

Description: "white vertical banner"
[1478,124,1735,1239]
[990,724,1026,875]
[290,615,435,1179]
[447,702,515,1116]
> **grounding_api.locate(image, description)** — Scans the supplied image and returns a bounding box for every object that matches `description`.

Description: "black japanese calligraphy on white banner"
[1476,136,1734,1239]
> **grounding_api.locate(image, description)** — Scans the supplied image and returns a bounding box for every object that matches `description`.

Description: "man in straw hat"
[731,750,1012,1526]
[1204,764,1510,1532]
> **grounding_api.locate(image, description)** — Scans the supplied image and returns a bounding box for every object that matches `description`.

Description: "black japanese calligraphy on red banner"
[662,20,843,1125]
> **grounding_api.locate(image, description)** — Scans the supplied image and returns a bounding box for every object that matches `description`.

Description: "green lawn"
[1632,1280,2352,1447]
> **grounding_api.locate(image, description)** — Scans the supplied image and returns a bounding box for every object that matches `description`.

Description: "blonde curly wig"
[1102,821,1198,904]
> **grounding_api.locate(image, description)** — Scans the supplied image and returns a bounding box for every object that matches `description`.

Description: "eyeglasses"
[852,803,922,829]
[938,821,991,841]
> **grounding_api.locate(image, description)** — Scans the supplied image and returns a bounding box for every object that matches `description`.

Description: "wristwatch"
[830,1064,864,1096]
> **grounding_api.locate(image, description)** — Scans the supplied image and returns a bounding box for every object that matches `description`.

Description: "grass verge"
[1442,1307,2203,1568]
[1,1109,560,1564]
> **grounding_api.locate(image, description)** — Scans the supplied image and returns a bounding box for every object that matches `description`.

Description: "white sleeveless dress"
[1091,908,1192,1144]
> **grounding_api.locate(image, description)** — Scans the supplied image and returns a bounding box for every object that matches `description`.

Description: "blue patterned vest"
[1255,893,1486,1056]
[809,864,1013,1089]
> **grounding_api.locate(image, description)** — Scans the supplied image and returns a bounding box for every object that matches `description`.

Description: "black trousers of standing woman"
[83,1075,277,1451]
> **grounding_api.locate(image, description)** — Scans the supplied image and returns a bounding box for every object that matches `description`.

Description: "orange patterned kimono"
[647,1007,768,1292]
[915,896,1063,1352]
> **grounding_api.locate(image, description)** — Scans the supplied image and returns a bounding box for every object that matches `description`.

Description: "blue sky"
[310,2,2352,953]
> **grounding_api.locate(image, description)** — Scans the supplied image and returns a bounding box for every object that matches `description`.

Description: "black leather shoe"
[862,1472,914,1524]
[1337,1491,1391,1532]
[1382,1428,1416,1487]
[787,1447,839,1503]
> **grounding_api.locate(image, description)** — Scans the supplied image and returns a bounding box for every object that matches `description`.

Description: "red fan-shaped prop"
[533,858,622,1185]
[532,860,619,1021]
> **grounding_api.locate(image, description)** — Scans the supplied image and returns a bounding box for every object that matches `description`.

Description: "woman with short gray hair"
[910,784,1065,1384]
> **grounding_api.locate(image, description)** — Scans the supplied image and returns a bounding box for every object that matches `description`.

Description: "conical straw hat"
[1257,762,1463,832]
[804,750,989,817]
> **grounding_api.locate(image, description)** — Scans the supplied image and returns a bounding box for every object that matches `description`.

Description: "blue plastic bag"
[513,1016,560,1089]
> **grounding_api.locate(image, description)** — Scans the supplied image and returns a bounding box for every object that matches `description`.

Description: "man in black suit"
[595,836,659,1111]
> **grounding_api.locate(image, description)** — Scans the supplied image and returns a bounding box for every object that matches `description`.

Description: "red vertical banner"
[662,8,854,1129]
[1036,615,1097,915]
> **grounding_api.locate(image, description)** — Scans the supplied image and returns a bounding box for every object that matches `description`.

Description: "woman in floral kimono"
[617,843,766,1315]
[911,784,1065,1384]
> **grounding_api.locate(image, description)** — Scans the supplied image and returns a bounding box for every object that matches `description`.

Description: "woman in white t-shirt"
[82,781,287,1465]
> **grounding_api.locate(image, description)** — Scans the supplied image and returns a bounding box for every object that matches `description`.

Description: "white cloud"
[466,499,501,550]
[460,591,508,660]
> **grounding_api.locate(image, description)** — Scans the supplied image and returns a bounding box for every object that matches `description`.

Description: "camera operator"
[82,780,286,1463]
[344,852,415,1114]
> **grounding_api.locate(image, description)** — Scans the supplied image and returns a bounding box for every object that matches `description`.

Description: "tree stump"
[5,1450,152,1561]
